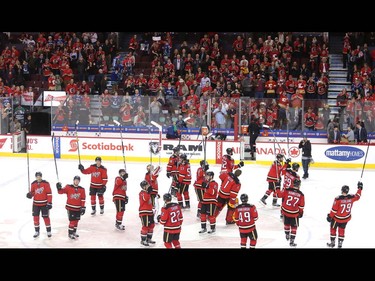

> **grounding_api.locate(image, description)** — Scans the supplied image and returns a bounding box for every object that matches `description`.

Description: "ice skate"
[115,224,125,231]
[47,231,52,238]
[68,234,76,240]
[199,228,207,234]
[208,229,216,234]
[140,240,149,246]
[91,210,96,215]
[260,198,267,205]
[33,231,40,238]
[147,238,156,244]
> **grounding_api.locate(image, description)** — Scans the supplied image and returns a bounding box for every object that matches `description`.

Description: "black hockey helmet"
[276,153,284,160]
[240,193,248,203]
[206,171,214,178]
[172,146,180,153]
[140,180,149,189]
[119,169,126,174]
[200,160,206,166]
[234,169,242,177]
[35,171,42,177]
[293,178,301,188]
[292,163,300,171]
[179,153,187,161]
[163,193,172,202]
[73,175,81,181]
[95,156,102,161]
[341,185,349,194]
[226,147,233,155]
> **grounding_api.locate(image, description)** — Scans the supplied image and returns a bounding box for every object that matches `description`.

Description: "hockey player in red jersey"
[139,180,156,246]
[326,181,362,248]
[220,147,244,174]
[158,193,183,248]
[112,169,128,231]
[276,178,305,247]
[233,193,258,249]
[280,162,300,219]
[26,171,52,238]
[215,169,242,224]
[166,146,180,196]
[56,176,86,239]
[199,171,219,234]
[176,153,192,209]
[145,164,161,222]
[260,154,289,206]
[79,156,108,215]
[194,160,209,218]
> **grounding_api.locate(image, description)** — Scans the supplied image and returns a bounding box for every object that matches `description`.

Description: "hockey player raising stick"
[166,146,180,196]
[260,154,289,206]
[26,172,53,238]
[145,164,161,223]
[79,156,108,215]
[326,181,362,248]
[56,176,86,240]
[220,147,244,174]
[112,169,128,231]
[279,162,300,219]
[194,160,209,218]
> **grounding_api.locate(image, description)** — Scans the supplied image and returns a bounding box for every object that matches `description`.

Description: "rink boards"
[0,135,374,168]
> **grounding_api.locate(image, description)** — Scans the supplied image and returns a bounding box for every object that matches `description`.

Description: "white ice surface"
[0,156,373,249]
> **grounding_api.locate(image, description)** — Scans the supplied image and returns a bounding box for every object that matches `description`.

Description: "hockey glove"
[78,164,84,171]
[46,203,52,210]
[238,161,244,167]
[80,207,86,216]
[286,158,291,164]
[125,196,129,204]
[166,172,171,178]
[326,214,332,223]
[357,181,363,190]
[298,212,303,218]
[98,186,106,196]
[56,182,62,190]
[26,192,32,199]
[204,164,209,171]
[147,186,153,194]
[157,215,161,222]
[123,173,128,180]
[201,182,208,188]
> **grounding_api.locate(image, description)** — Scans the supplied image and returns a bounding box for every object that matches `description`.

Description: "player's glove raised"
[78,164,84,171]
[238,161,244,167]
[357,181,363,190]
[56,182,62,190]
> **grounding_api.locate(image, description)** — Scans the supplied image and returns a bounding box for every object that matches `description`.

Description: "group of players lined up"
[25,147,363,248]
[258,152,363,248]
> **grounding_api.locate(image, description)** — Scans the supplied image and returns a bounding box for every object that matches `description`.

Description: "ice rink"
[1,155,373,249]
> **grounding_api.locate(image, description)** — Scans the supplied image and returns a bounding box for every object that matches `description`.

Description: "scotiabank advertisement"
[0,135,241,164]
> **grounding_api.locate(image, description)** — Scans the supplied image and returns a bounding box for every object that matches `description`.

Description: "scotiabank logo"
[69,139,79,152]
[0,138,7,149]
[69,139,134,152]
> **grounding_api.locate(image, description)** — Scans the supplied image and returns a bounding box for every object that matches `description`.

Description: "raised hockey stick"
[51,132,60,182]
[26,133,30,192]
[75,120,81,165]
[263,124,287,161]
[360,139,371,179]
[114,120,127,171]
[151,121,162,166]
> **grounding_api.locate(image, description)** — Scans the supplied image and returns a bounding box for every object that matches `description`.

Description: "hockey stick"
[51,132,59,182]
[26,133,30,192]
[114,120,127,171]
[75,120,81,165]
[151,121,162,166]
[360,140,371,179]
[263,124,287,161]
[286,119,290,157]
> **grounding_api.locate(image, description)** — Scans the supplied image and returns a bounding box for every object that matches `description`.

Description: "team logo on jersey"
[35,187,45,194]
[70,193,81,200]
[325,146,365,161]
